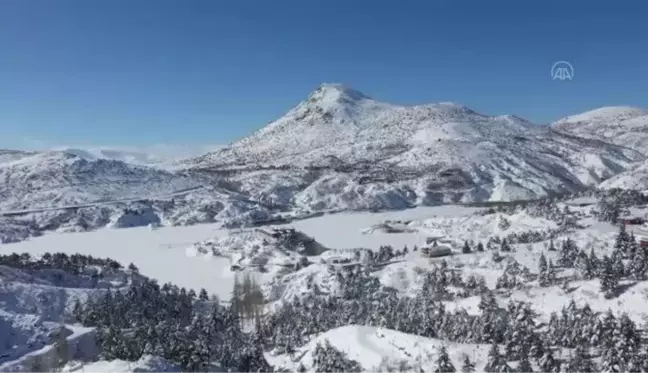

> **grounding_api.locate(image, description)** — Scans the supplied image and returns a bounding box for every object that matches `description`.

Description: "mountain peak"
[306,83,372,105]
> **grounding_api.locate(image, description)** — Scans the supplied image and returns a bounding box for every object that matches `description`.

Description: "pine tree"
[518,354,533,373]
[433,346,456,373]
[461,354,475,373]
[614,222,632,258]
[484,343,506,373]
[628,232,639,258]
[547,260,557,285]
[559,238,578,267]
[548,239,556,251]
[199,288,209,301]
[72,298,84,323]
[538,253,548,286]
[501,238,512,252]
[577,250,595,280]
[625,352,646,373]
[600,347,624,373]
[53,326,70,369]
[588,247,600,275]
[629,247,648,280]
[566,346,588,373]
[462,241,472,254]
[477,242,485,252]
[538,348,558,373]
[600,255,619,298]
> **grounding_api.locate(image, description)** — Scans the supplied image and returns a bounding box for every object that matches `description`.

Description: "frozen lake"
[3,205,476,300]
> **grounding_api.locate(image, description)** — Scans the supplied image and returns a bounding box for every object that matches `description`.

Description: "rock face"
[185,83,642,209]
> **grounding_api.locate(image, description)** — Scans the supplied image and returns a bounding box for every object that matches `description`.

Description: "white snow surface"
[62,355,181,372]
[267,325,490,372]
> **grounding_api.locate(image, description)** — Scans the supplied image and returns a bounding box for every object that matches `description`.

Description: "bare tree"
[53,325,70,372]
[232,272,265,327]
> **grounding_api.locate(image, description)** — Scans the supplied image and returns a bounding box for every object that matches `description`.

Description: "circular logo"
[551,61,574,81]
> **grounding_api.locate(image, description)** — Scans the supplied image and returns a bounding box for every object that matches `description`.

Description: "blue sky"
[1,0,647,149]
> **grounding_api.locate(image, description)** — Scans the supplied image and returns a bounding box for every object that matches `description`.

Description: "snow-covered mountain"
[0,149,281,241]
[185,84,642,206]
[1,85,646,240]
[0,150,198,212]
[552,106,648,154]
[552,106,648,190]
[51,145,223,169]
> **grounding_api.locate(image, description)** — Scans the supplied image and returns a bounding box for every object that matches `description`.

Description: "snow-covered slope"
[268,325,490,372]
[0,150,283,240]
[53,145,223,169]
[552,106,648,154]
[186,84,641,207]
[599,159,648,191]
[62,355,181,372]
[0,150,198,211]
[552,106,648,190]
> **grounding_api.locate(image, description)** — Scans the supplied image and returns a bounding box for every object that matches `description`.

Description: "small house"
[631,227,648,248]
[425,245,453,258]
[620,217,645,225]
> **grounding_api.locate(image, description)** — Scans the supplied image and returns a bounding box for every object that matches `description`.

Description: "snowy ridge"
[552,106,648,153]
[186,84,642,208]
[552,106,648,191]
[0,150,198,211]
[0,150,282,240]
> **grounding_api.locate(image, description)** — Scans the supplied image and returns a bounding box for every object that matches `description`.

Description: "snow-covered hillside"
[0,150,283,241]
[267,325,490,372]
[53,145,223,169]
[186,84,642,207]
[0,150,197,211]
[552,106,648,154]
[552,106,648,191]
